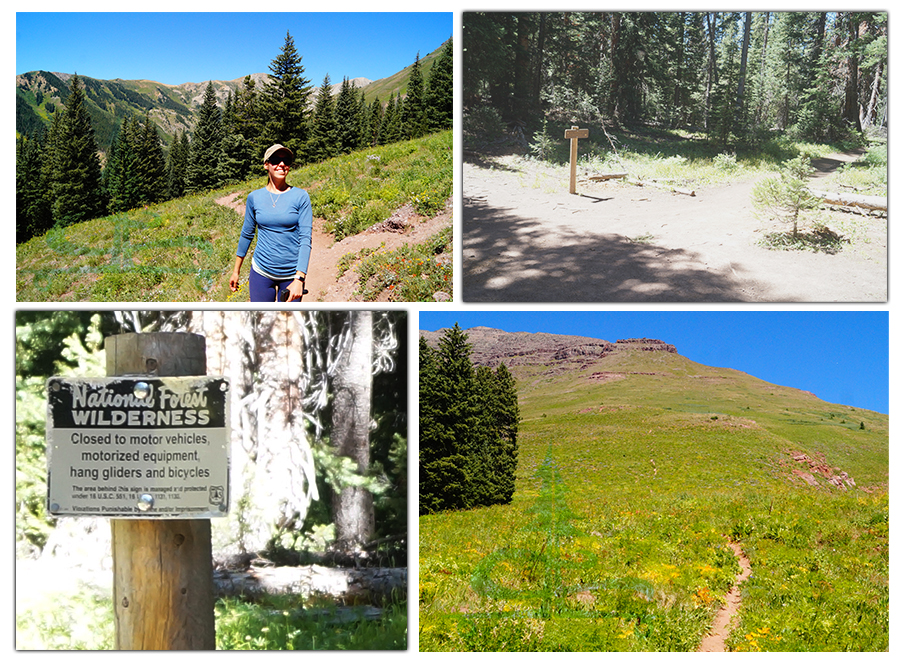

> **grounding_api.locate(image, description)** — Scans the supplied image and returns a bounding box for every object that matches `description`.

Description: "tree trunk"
[609,13,622,122]
[735,12,752,124]
[331,312,374,551]
[862,59,882,128]
[213,564,406,604]
[755,12,770,125]
[843,14,862,133]
[187,312,317,558]
[513,13,532,120]
[809,189,887,211]
[673,12,686,122]
[532,13,547,113]
[704,12,718,130]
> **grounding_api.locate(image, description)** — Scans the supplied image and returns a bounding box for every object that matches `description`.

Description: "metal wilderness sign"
[46,376,230,519]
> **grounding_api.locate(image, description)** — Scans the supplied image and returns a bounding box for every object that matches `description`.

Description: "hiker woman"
[230,144,312,302]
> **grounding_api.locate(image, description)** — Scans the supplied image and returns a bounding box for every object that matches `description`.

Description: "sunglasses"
[268,155,292,167]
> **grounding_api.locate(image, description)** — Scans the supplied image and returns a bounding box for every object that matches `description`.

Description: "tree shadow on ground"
[462,149,526,173]
[462,199,785,302]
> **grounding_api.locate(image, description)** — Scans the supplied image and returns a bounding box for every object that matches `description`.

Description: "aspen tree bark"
[331,312,374,551]
[187,312,317,556]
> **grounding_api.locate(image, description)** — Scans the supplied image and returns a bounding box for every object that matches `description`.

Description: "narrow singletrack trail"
[215,192,451,301]
[698,540,752,652]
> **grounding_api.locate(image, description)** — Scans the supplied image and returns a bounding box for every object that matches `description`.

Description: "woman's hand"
[285,278,306,301]
[230,256,244,293]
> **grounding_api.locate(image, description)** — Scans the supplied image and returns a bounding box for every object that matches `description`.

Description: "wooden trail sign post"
[46,332,228,650]
[565,125,589,194]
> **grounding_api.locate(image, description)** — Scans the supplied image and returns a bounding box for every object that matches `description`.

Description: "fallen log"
[213,565,407,604]
[588,172,628,182]
[810,189,887,212]
[634,180,696,197]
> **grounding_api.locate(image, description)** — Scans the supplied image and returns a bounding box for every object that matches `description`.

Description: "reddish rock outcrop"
[787,451,856,491]
[418,328,678,369]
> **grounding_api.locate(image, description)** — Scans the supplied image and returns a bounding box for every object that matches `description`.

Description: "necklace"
[268,185,290,207]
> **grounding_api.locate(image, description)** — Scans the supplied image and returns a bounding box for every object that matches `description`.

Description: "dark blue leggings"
[249,266,295,302]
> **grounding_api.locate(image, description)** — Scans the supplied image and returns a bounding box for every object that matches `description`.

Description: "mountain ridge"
[418,326,887,418]
[16,37,449,150]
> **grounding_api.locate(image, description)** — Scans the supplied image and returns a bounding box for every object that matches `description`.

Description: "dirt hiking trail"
[216,192,452,302]
[463,151,885,302]
[698,540,752,652]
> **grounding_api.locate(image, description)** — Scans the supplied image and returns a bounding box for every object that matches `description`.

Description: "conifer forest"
[419,325,520,515]
[463,12,886,145]
[15,33,453,244]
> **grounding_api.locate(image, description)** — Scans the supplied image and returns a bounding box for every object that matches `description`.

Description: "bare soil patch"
[216,192,452,302]
[462,152,885,302]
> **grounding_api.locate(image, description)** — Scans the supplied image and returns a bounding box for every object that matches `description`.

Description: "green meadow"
[16,131,451,302]
[419,348,888,651]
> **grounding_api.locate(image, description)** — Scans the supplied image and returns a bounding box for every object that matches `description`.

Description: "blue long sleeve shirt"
[237,186,313,278]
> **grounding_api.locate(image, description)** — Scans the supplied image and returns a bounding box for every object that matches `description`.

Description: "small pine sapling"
[529,118,555,161]
[752,155,821,236]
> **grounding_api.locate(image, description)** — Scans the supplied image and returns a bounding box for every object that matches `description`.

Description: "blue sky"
[419,311,889,415]
[16,12,452,86]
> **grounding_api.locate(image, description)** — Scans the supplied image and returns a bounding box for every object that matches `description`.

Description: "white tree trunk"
[809,189,887,212]
[188,312,317,557]
[332,312,375,551]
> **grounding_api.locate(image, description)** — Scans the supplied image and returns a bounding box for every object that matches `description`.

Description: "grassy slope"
[360,38,448,103]
[16,130,452,302]
[419,349,888,651]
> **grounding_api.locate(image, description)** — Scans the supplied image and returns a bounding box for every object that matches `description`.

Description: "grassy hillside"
[419,346,888,651]
[16,38,450,151]
[361,39,449,103]
[16,130,452,302]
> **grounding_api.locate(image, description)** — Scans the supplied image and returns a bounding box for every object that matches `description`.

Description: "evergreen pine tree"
[491,363,520,503]
[260,31,312,159]
[216,132,253,184]
[166,131,190,200]
[50,74,105,227]
[185,82,223,193]
[103,117,135,212]
[419,326,519,515]
[751,155,819,236]
[426,39,453,132]
[138,114,167,205]
[419,327,477,513]
[335,77,362,154]
[305,74,339,163]
[418,336,444,514]
[356,92,371,150]
[470,363,520,506]
[232,75,263,154]
[401,53,428,139]
[16,130,52,242]
[222,91,236,133]
[16,134,31,242]
[366,98,384,147]
[381,93,402,144]
[40,113,63,223]
[471,365,500,506]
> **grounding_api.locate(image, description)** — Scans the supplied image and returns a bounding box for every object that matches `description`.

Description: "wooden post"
[106,332,216,650]
[564,125,590,194]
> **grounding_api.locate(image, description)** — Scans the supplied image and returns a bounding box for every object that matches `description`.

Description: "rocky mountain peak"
[419,328,677,369]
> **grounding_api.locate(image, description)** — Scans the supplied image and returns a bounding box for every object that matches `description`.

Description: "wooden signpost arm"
[106,332,216,650]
